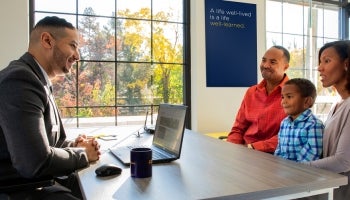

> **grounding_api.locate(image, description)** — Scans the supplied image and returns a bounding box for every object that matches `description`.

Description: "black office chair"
[0,176,54,193]
[0,162,54,193]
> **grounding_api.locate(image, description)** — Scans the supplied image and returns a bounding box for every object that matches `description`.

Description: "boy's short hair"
[284,78,317,107]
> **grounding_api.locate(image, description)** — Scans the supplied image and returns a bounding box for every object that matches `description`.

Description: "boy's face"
[281,84,309,120]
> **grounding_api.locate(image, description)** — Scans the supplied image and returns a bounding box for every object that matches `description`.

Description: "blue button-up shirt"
[274,109,324,162]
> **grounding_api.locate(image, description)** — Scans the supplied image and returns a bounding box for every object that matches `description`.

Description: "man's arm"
[0,67,90,178]
[250,135,278,153]
[227,97,249,145]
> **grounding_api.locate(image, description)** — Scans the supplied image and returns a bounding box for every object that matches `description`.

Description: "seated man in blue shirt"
[274,78,324,162]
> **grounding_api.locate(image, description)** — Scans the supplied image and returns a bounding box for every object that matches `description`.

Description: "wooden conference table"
[75,126,347,200]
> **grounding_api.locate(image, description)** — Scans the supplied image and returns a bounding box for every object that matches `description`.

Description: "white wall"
[0,0,29,69]
[0,0,266,135]
[191,0,266,134]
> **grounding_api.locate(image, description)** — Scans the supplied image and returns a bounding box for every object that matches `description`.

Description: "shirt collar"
[287,109,312,123]
[257,74,289,93]
[34,59,52,87]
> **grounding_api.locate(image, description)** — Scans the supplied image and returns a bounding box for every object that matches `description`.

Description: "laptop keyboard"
[126,145,150,150]
[152,149,164,159]
[125,145,166,159]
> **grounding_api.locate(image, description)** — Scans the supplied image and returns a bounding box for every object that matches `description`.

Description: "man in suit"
[0,16,100,199]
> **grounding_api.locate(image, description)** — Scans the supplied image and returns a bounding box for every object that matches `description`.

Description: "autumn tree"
[118,8,183,104]
[53,7,184,118]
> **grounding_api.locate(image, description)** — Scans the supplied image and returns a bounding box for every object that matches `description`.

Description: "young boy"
[274,78,324,162]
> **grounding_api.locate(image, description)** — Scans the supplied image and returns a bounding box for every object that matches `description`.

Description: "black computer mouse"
[95,164,122,177]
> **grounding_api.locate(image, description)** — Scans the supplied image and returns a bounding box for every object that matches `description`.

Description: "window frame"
[266,0,349,121]
[29,0,191,129]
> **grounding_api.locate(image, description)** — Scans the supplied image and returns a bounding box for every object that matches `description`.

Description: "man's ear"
[41,32,53,48]
[284,63,289,71]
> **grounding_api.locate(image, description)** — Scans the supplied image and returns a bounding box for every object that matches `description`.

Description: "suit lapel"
[20,52,66,145]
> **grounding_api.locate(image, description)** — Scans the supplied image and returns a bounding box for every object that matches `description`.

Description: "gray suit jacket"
[0,52,88,180]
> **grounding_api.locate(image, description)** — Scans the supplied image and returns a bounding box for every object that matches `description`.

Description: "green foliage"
[78,108,93,117]
[286,48,303,78]
[53,7,184,117]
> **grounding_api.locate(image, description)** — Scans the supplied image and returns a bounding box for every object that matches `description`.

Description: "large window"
[31,0,190,128]
[266,0,348,121]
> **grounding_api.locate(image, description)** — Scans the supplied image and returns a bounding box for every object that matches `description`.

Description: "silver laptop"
[110,104,187,165]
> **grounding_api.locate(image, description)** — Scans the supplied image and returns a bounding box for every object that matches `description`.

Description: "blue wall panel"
[205,0,257,87]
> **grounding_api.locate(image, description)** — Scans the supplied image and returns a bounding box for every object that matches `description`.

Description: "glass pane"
[304,35,319,82]
[315,87,338,123]
[117,105,159,126]
[34,0,187,128]
[78,62,115,106]
[117,19,151,62]
[61,109,77,128]
[78,0,115,17]
[78,107,116,127]
[61,108,78,119]
[117,0,151,19]
[116,63,152,106]
[282,34,304,50]
[282,34,305,78]
[153,64,183,104]
[265,0,343,124]
[52,64,78,110]
[144,105,159,126]
[78,16,115,61]
[283,3,303,35]
[323,9,339,38]
[266,32,282,48]
[153,22,183,63]
[35,0,76,13]
[153,0,183,22]
[313,6,325,38]
[266,1,282,32]
[304,5,311,36]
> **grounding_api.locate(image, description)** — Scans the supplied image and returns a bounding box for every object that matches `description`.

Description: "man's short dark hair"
[285,78,317,106]
[30,16,76,42]
[272,45,290,63]
[34,16,75,30]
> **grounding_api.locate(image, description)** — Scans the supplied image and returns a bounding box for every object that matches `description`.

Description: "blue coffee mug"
[130,147,152,178]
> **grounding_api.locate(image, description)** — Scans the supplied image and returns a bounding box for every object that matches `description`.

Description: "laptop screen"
[152,104,187,155]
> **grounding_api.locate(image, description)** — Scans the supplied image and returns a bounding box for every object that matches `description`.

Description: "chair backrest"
[0,162,54,192]
[0,176,54,192]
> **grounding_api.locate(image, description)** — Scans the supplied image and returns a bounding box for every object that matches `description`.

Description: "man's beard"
[53,46,70,74]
